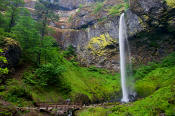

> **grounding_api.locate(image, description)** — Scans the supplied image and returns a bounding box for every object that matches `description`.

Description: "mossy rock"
[87,33,117,56]
[166,0,175,8]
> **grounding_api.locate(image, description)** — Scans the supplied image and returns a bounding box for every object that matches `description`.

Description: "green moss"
[110,84,175,116]
[87,33,117,56]
[107,4,125,16]
[136,81,156,97]
[77,52,175,116]
[76,107,109,116]
[62,59,121,102]
[166,0,175,8]
[108,53,175,115]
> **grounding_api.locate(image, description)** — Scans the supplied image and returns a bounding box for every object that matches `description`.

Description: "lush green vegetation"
[77,53,175,115]
[107,1,129,16]
[76,107,109,116]
[0,0,175,115]
[0,49,8,76]
[0,59,120,106]
[93,2,104,14]
[166,0,175,8]
[0,0,121,108]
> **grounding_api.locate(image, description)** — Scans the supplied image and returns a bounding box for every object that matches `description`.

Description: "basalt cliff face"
[37,0,175,71]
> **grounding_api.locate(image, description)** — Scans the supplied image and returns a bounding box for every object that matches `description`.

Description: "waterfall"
[119,13,130,103]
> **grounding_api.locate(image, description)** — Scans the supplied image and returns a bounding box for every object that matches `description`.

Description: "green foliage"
[23,63,65,88]
[0,49,8,76]
[79,4,83,9]
[134,62,159,80]
[0,79,33,107]
[35,63,64,87]
[136,81,156,97]
[63,45,75,57]
[79,53,175,116]
[0,104,17,116]
[110,52,175,115]
[93,2,104,14]
[0,13,8,29]
[110,84,175,116]
[76,4,83,13]
[62,60,120,102]
[68,15,73,22]
[77,107,108,116]
[5,0,24,32]
[0,28,16,46]
[12,9,40,62]
[166,0,175,8]
[107,0,129,16]
[134,52,175,80]
[35,0,59,65]
[107,4,125,16]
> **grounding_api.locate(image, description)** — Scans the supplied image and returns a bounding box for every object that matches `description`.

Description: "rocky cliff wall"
[58,0,95,10]
[53,0,175,71]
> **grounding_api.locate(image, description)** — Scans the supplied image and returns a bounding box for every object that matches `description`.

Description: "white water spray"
[119,13,130,103]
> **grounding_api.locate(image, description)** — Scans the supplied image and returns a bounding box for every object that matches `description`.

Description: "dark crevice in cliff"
[73,20,98,30]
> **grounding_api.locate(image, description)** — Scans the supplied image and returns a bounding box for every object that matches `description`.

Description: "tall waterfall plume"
[119,13,135,103]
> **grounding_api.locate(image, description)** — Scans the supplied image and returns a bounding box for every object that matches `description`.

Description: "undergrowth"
[77,52,175,116]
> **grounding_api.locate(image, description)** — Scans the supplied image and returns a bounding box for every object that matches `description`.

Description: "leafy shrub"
[22,71,37,85]
[0,49,8,76]
[35,63,63,87]
[63,45,76,57]
[0,79,33,106]
[23,63,65,87]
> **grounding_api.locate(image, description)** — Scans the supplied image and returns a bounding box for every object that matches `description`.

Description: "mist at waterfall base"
[119,13,136,103]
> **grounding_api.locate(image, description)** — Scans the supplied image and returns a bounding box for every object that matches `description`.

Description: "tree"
[0,0,8,11]
[0,0,9,29]
[12,9,40,63]
[6,0,24,32]
[35,0,59,65]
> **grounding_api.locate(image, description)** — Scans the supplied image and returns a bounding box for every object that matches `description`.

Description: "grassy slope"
[77,53,175,116]
[62,60,120,102]
[0,58,120,106]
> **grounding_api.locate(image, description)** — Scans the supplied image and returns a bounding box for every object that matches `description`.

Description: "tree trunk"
[8,10,16,32]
